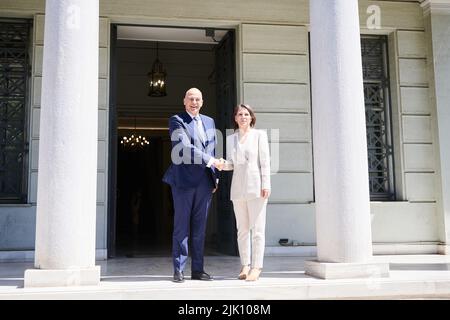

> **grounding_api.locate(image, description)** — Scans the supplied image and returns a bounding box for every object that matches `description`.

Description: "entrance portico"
[21,0,415,286]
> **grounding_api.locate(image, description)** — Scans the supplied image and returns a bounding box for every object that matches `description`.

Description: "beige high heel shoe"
[246,268,262,281]
[238,265,251,280]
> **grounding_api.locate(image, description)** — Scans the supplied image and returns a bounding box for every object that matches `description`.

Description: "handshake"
[213,158,226,171]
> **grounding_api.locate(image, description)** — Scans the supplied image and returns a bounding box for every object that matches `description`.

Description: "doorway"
[108,24,238,258]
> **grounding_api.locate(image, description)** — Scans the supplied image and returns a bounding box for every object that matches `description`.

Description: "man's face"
[184,89,203,116]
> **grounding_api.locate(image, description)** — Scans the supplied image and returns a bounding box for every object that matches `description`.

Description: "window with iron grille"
[361,35,395,201]
[0,20,31,203]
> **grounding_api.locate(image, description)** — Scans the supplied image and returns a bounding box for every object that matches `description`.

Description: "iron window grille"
[0,19,31,203]
[361,35,395,201]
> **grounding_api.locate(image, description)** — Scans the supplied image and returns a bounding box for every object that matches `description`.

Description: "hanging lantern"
[147,42,167,97]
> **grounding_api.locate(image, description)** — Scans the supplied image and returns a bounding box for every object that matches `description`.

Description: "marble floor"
[1,255,450,299]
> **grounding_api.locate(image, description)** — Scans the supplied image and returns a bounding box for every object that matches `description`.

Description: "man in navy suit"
[163,88,224,283]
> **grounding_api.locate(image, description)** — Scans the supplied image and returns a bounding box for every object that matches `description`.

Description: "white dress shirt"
[186,111,215,168]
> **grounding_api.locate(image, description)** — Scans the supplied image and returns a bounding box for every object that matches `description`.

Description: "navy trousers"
[171,170,213,273]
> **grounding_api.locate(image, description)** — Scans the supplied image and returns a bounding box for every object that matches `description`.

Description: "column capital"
[421,0,450,16]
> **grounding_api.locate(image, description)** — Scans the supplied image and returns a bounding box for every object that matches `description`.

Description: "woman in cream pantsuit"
[222,104,271,281]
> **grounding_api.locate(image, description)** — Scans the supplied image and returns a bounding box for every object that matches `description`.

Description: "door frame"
[107,24,118,258]
[107,22,239,258]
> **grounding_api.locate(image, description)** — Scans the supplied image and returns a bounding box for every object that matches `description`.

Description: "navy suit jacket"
[162,111,218,189]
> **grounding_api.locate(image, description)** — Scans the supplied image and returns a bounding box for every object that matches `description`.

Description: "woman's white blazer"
[224,129,271,201]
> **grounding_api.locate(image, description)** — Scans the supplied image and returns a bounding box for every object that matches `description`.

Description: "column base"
[438,244,450,255]
[24,266,100,288]
[304,260,389,279]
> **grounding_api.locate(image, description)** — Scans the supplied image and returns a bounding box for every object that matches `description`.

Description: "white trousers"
[232,197,268,268]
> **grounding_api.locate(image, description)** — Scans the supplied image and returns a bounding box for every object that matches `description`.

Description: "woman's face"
[235,107,252,129]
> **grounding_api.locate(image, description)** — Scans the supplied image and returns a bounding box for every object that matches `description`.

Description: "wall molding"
[1,245,445,263]
[265,243,443,257]
[0,249,108,263]
[421,0,450,16]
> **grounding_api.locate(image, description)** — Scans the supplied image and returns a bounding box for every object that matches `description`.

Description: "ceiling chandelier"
[120,118,150,149]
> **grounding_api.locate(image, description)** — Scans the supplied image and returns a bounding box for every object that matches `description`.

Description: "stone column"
[422,0,450,255]
[305,0,389,279]
[24,0,100,287]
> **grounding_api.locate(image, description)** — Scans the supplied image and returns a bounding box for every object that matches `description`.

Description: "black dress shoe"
[173,271,184,283]
[191,271,213,281]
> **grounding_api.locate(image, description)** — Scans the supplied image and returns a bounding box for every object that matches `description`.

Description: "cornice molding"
[421,0,450,16]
